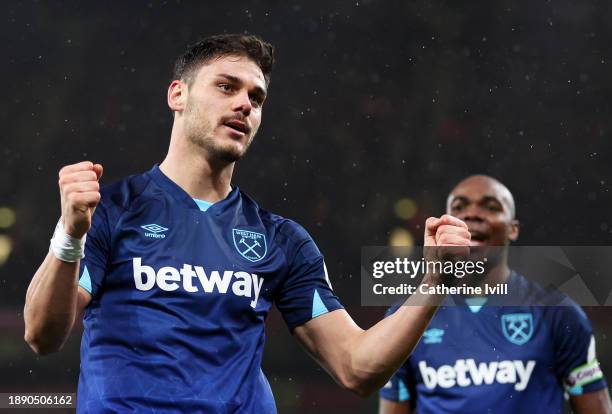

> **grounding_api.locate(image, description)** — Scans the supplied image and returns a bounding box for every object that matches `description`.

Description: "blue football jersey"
[380,272,607,413]
[76,165,343,413]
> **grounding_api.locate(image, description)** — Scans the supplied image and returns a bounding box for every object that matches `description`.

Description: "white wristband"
[50,218,86,262]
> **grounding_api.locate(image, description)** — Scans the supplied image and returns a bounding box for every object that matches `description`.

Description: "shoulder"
[239,190,320,259]
[546,299,590,329]
[100,169,153,211]
[512,273,591,327]
[238,190,315,244]
[93,169,155,230]
[511,271,578,306]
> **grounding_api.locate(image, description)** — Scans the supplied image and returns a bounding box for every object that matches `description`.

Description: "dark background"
[2,1,612,413]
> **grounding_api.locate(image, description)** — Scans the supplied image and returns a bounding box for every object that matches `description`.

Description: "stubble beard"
[183,98,255,164]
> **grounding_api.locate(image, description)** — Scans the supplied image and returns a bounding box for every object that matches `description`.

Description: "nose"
[456,205,484,223]
[232,90,252,116]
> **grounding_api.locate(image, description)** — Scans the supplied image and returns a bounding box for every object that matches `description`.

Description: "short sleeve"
[552,304,607,395]
[78,202,111,300]
[274,224,343,330]
[380,363,413,402]
[379,305,414,403]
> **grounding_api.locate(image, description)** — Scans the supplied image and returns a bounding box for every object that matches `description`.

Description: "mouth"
[469,231,489,246]
[222,119,250,136]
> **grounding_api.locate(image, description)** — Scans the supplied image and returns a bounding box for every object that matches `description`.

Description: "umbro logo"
[423,328,445,344]
[141,223,168,239]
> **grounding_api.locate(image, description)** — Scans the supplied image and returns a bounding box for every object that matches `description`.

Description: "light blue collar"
[193,198,214,212]
[465,297,488,313]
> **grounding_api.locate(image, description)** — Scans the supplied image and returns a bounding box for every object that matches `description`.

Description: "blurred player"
[379,175,612,414]
[23,34,470,413]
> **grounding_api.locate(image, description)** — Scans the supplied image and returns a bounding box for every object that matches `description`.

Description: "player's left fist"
[424,214,471,259]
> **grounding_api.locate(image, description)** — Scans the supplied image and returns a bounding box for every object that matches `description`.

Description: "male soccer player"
[379,175,612,414]
[23,34,471,413]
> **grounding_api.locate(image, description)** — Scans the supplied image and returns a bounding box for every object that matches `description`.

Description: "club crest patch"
[233,229,267,262]
[501,313,534,345]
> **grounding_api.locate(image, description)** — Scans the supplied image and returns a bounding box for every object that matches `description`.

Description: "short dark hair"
[172,33,274,87]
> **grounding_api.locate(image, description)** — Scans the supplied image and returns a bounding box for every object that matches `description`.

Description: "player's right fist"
[58,161,103,239]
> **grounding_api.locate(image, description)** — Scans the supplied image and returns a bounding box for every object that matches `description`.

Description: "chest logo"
[233,229,267,262]
[141,223,168,239]
[423,328,445,344]
[501,313,534,345]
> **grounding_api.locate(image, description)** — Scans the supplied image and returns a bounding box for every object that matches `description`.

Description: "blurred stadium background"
[2,1,612,413]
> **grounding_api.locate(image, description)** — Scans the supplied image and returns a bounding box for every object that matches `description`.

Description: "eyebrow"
[451,195,503,207]
[480,196,503,206]
[450,196,468,205]
[216,73,267,99]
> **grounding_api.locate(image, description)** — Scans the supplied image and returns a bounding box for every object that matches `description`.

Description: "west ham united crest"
[233,229,267,262]
[501,313,534,345]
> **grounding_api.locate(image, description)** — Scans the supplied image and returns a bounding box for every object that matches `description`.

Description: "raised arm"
[24,161,102,355]
[293,215,470,396]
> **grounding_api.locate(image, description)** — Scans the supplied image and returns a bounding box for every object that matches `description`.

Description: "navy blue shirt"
[76,165,343,413]
[380,272,606,413]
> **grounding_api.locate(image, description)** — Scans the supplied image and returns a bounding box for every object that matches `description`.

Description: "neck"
[466,251,511,297]
[159,125,234,202]
[481,261,511,287]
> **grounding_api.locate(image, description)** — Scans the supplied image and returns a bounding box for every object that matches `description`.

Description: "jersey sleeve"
[379,305,414,403]
[78,201,111,300]
[274,222,344,330]
[380,363,413,403]
[551,303,607,395]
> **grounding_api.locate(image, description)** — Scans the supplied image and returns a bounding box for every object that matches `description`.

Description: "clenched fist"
[424,214,471,259]
[58,161,103,239]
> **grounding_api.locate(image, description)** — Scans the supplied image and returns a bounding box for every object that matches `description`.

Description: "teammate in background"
[23,34,471,413]
[379,175,612,414]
